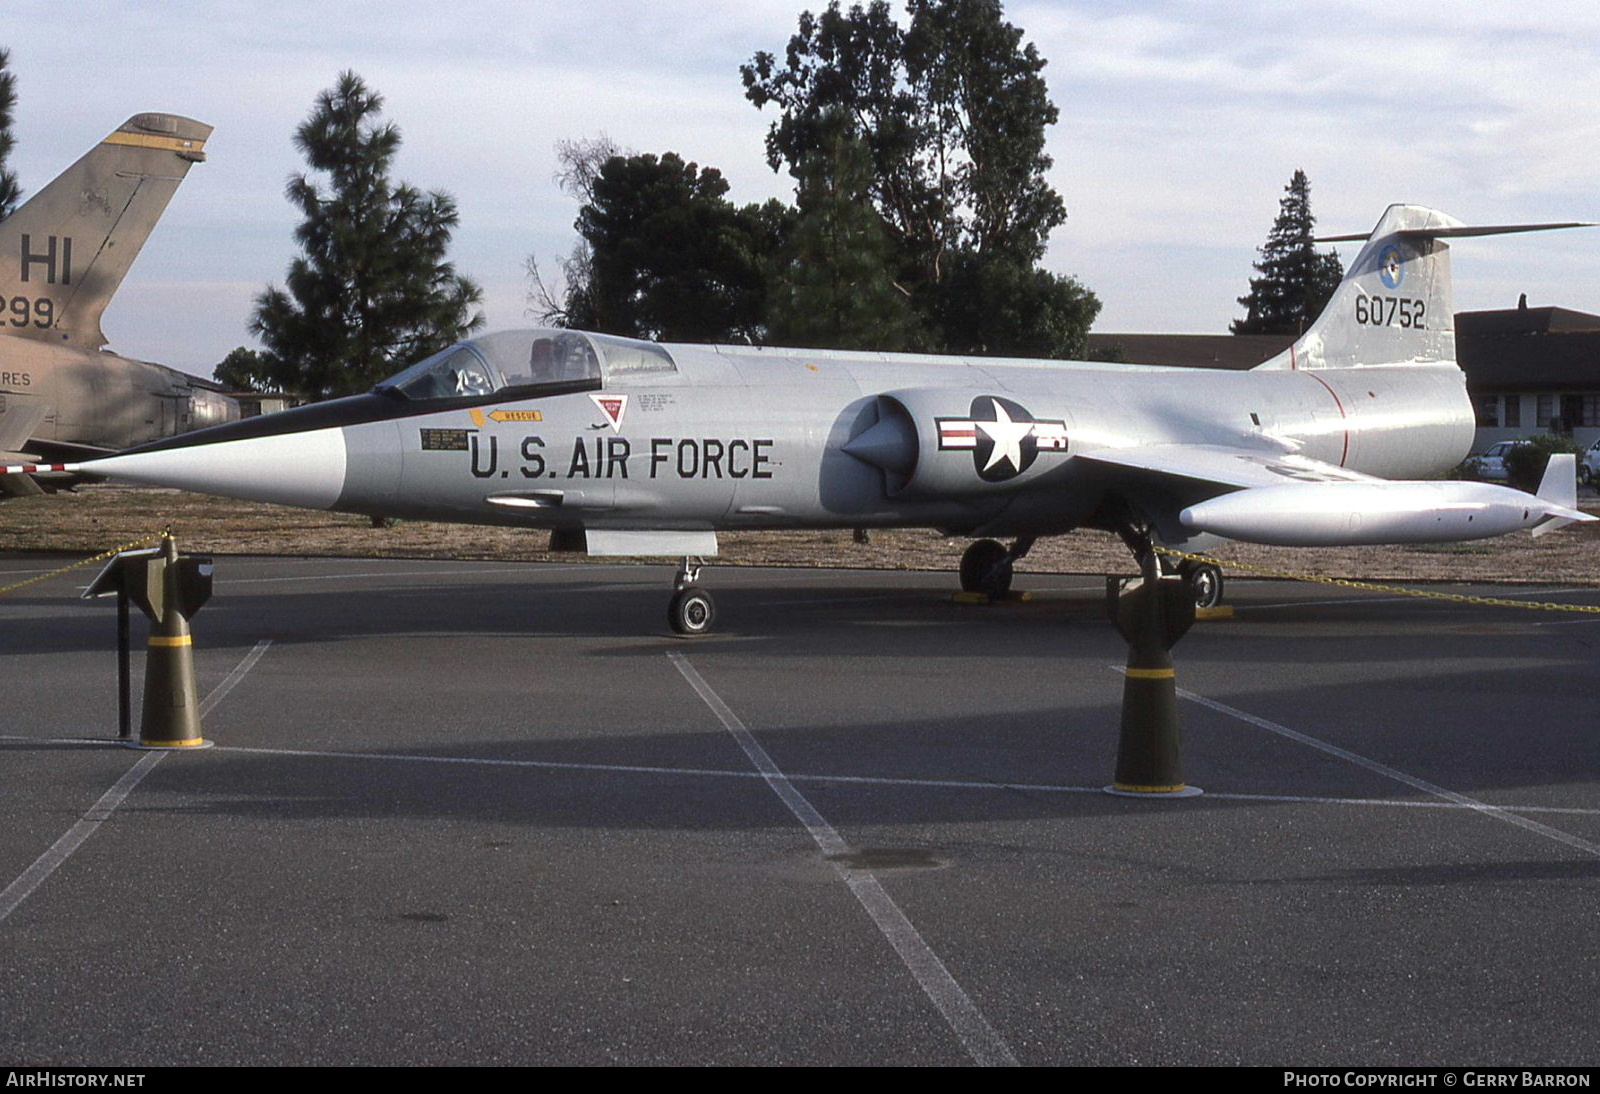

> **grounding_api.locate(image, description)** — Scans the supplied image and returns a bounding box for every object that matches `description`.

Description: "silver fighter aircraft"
[7,204,1592,631]
[0,113,237,495]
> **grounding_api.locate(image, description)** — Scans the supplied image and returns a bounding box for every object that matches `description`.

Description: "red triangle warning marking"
[590,393,628,432]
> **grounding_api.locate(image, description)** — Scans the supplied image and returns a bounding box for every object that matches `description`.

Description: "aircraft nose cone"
[87,426,348,510]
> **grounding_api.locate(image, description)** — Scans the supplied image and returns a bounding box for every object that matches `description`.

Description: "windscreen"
[377,330,673,400]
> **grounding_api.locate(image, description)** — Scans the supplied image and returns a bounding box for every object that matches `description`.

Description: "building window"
[1582,395,1600,427]
[1503,394,1521,428]
[1537,394,1556,428]
[1476,395,1499,427]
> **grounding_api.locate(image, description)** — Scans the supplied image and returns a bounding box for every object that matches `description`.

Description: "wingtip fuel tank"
[1180,476,1593,546]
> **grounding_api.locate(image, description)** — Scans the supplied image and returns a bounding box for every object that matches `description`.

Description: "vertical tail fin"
[0,113,211,350]
[1255,205,1592,371]
[1531,453,1583,537]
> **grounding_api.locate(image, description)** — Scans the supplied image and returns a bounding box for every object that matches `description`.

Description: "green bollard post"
[84,534,215,747]
[137,535,206,747]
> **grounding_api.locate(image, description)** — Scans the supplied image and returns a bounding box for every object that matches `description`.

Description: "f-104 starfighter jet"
[8,204,1592,633]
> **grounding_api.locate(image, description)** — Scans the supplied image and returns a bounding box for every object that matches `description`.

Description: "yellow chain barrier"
[1153,544,1600,615]
[5,529,1595,615]
[0,530,167,598]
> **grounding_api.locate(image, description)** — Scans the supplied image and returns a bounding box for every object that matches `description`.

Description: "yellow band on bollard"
[1112,783,1189,793]
[138,737,206,748]
[1124,667,1175,679]
[147,635,193,647]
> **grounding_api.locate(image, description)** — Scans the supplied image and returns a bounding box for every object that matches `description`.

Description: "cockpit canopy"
[375,329,677,401]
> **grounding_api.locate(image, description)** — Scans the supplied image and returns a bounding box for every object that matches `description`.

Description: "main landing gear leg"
[958,536,1035,598]
[668,557,715,636]
[1106,519,1201,798]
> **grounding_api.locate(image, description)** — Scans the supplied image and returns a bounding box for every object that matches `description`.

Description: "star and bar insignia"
[936,396,1068,482]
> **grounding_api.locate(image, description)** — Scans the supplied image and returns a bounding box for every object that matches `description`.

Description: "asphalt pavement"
[2,555,1596,1065]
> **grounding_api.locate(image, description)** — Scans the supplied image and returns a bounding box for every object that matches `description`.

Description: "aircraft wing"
[0,396,118,496]
[0,392,50,456]
[1075,443,1380,491]
[0,394,52,497]
[1075,443,1590,546]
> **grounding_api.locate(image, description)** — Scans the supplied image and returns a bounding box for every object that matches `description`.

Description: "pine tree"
[0,49,21,219]
[251,72,483,399]
[765,123,916,350]
[1232,170,1343,335]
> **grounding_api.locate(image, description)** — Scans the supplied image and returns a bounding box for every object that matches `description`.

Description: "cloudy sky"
[5,0,1597,377]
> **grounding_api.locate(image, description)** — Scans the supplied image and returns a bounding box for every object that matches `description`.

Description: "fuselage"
[104,330,1475,543]
[1,335,238,455]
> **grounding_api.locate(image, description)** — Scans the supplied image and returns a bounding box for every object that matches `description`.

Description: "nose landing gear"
[668,558,715,636]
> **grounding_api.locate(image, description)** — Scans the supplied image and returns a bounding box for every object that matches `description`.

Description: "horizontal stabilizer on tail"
[1317,221,1595,243]
[1257,207,1596,373]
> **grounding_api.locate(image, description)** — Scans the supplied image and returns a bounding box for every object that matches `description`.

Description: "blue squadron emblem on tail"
[1378,244,1405,289]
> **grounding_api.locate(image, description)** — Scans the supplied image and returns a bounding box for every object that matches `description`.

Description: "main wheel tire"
[668,586,716,636]
[959,538,1013,597]
[1186,563,1224,609]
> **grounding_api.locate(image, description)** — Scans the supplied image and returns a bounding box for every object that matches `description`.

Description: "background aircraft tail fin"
[0,113,211,350]
[1255,205,1592,371]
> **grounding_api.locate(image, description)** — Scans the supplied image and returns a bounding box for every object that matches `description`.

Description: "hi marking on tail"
[0,113,211,351]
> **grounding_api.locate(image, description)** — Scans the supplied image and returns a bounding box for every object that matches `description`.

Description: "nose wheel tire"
[669,586,716,636]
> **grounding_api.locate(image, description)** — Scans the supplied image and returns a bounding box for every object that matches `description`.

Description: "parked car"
[1582,439,1600,487]
[1463,440,1528,482]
